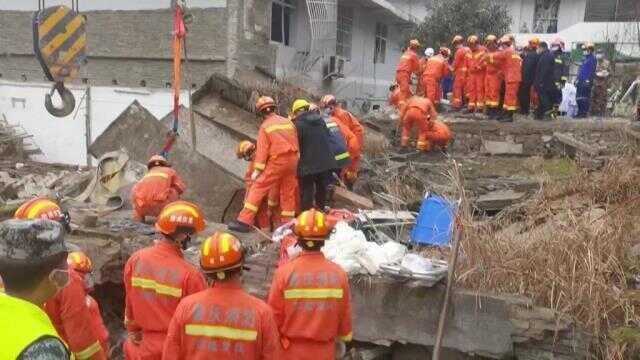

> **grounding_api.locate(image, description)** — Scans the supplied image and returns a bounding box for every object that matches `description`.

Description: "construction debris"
[481,139,524,155]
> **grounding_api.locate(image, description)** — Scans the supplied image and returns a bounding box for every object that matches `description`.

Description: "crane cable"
[160,3,187,157]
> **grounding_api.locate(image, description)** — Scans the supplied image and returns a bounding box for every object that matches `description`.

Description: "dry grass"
[451,157,640,358]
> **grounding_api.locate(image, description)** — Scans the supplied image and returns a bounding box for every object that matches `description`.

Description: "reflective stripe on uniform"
[144,172,169,179]
[281,210,295,217]
[503,105,518,111]
[131,277,182,298]
[265,123,294,133]
[340,332,353,342]
[74,340,102,360]
[335,152,350,161]
[554,58,563,64]
[485,101,499,106]
[268,200,278,207]
[326,122,338,128]
[254,162,266,171]
[185,324,257,341]
[244,202,259,212]
[284,288,343,299]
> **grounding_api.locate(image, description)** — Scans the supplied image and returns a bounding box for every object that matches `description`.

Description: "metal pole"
[85,86,92,167]
[183,37,197,149]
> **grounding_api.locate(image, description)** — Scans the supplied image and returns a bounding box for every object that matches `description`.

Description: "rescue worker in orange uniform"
[395,39,422,102]
[491,35,522,122]
[400,96,452,152]
[268,209,353,360]
[320,95,364,187]
[465,35,487,113]
[14,198,108,360]
[123,201,208,360]
[237,140,278,231]
[131,155,186,222]
[421,47,451,107]
[482,35,502,119]
[66,251,111,358]
[163,232,281,359]
[230,96,300,233]
[451,35,470,110]
[388,83,402,109]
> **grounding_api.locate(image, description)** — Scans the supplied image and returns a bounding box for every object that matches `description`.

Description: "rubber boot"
[227,220,252,233]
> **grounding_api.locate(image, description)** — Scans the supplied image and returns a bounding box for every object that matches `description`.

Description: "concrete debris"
[89,101,245,221]
[482,140,524,155]
[553,132,602,157]
[476,190,527,212]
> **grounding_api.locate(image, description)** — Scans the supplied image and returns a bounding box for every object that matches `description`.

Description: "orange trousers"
[423,120,453,151]
[395,71,413,102]
[245,182,279,231]
[238,154,298,225]
[452,73,467,109]
[484,74,501,109]
[282,338,335,360]
[467,73,485,111]
[503,81,520,111]
[132,189,179,221]
[401,108,429,150]
[421,77,441,104]
[124,331,164,360]
[342,154,360,186]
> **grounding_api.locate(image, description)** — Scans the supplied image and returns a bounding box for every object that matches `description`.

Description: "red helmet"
[200,232,244,277]
[294,208,332,240]
[148,155,168,169]
[155,201,206,235]
[68,251,93,273]
[14,197,64,221]
[320,94,337,108]
[255,96,276,113]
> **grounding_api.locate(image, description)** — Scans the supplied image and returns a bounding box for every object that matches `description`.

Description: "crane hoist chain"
[33,0,87,117]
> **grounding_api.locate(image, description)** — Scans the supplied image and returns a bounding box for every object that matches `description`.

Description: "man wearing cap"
[395,40,422,102]
[576,43,597,118]
[0,219,72,359]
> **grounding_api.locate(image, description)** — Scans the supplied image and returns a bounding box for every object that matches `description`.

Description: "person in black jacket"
[519,38,541,115]
[534,42,555,120]
[291,99,338,211]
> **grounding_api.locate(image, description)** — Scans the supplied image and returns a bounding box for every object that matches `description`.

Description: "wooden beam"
[333,186,374,209]
[553,132,601,157]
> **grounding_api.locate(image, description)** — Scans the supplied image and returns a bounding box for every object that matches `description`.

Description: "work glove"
[251,169,261,181]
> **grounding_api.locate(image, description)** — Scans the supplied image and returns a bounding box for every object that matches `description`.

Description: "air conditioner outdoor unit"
[323,55,346,80]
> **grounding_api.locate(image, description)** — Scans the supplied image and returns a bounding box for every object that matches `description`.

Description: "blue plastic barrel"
[410,194,456,246]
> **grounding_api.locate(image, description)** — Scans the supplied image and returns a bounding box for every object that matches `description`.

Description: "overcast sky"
[0,0,226,11]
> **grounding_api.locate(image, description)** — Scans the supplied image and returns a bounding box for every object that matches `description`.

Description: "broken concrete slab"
[476,190,526,212]
[553,132,601,157]
[334,186,375,210]
[90,101,244,222]
[482,140,524,155]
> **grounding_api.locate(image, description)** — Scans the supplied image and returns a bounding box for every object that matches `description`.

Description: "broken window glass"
[533,0,559,33]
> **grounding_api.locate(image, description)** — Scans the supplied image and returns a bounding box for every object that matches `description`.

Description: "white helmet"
[424,48,435,57]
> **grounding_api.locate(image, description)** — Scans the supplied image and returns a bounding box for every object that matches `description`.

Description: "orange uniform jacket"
[490,47,522,83]
[421,55,450,103]
[483,49,502,108]
[244,158,277,230]
[253,114,299,172]
[388,88,402,108]
[396,49,420,75]
[87,294,110,354]
[124,240,207,359]
[162,280,281,360]
[268,251,352,360]
[400,96,438,125]
[331,107,364,182]
[331,115,358,163]
[452,46,471,108]
[452,47,470,75]
[44,270,108,360]
[132,167,186,204]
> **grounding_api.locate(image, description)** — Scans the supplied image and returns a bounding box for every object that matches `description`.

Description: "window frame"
[336,5,354,61]
[271,0,296,46]
[374,22,388,64]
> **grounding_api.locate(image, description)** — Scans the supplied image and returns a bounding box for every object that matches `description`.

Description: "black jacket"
[323,114,351,169]
[295,111,338,177]
[521,50,540,85]
[534,50,556,92]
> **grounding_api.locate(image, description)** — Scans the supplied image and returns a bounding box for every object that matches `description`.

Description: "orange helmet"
[236,140,255,159]
[255,96,276,113]
[14,197,64,221]
[148,155,168,169]
[452,35,464,45]
[155,201,206,235]
[467,35,479,45]
[294,208,332,240]
[320,94,337,108]
[528,37,540,48]
[409,39,421,49]
[485,35,498,45]
[200,232,244,277]
[67,251,93,273]
[439,47,451,58]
